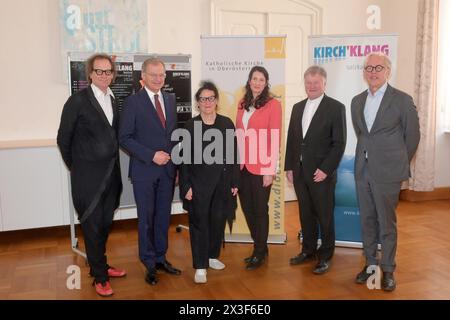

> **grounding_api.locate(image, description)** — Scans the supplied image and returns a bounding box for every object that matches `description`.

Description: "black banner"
[68,52,192,207]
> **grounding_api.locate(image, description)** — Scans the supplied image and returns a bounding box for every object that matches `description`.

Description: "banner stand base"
[225,233,287,244]
[335,240,363,248]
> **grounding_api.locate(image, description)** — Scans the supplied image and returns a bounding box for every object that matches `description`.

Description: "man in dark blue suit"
[119,58,181,285]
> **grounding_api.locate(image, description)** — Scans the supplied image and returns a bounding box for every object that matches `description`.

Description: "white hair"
[364,52,392,70]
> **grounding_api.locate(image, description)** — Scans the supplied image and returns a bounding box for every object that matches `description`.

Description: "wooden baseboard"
[400,187,450,202]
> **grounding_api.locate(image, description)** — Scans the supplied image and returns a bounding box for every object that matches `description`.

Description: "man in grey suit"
[351,53,420,291]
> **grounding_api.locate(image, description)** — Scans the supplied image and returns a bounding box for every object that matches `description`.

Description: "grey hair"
[142,57,166,74]
[364,52,392,70]
[304,65,327,80]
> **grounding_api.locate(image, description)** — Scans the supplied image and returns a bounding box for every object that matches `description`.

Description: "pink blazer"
[235,98,282,176]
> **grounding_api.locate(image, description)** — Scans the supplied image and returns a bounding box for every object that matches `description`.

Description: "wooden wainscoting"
[400,187,450,202]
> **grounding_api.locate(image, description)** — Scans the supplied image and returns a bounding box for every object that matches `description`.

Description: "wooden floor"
[1,199,450,300]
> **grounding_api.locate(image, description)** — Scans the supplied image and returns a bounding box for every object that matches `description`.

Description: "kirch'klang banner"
[309,34,398,247]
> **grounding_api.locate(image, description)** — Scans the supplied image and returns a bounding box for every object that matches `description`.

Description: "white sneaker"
[194,269,207,283]
[209,258,226,270]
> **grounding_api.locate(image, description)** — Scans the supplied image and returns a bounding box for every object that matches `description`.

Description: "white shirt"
[302,93,324,138]
[364,82,387,132]
[242,106,256,131]
[91,84,114,126]
[363,82,388,159]
[144,87,166,119]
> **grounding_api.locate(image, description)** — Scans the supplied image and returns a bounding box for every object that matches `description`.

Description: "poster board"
[67,52,192,208]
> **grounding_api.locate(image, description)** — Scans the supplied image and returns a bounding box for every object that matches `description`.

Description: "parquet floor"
[0,200,450,300]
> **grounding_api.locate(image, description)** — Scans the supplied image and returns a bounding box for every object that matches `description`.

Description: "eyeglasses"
[364,65,385,73]
[93,69,113,76]
[198,96,216,103]
[145,73,166,79]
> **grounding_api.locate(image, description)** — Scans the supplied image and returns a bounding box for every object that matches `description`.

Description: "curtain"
[409,0,439,191]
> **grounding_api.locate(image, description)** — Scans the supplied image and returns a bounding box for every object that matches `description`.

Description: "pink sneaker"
[107,267,127,278]
[94,281,114,297]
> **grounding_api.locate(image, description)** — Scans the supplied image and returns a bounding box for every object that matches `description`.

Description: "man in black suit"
[285,65,346,274]
[57,53,124,297]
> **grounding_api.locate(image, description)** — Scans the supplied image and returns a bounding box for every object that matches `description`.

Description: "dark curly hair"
[240,66,273,111]
[85,53,117,84]
[195,80,219,102]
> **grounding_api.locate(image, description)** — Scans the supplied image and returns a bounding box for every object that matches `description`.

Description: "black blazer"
[57,86,122,222]
[285,94,346,179]
[179,114,240,212]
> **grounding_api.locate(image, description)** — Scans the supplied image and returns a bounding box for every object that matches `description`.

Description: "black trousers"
[239,167,272,259]
[81,173,121,283]
[293,164,336,262]
[188,179,227,269]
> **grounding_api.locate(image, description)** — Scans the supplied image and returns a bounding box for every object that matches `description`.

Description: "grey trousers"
[355,160,401,273]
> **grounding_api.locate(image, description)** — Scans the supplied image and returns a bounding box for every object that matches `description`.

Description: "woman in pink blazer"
[236,66,282,270]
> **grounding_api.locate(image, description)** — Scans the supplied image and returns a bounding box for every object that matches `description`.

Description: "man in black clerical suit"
[285,65,346,275]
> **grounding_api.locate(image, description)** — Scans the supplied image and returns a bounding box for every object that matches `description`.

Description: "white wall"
[0,0,68,141]
[0,146,70,231]
[0,0,448,187]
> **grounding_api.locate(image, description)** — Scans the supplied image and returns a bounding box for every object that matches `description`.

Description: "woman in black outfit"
[179,81,239,283]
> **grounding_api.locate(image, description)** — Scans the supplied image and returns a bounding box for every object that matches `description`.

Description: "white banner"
[201,35,286,243]
[309,34,398,246]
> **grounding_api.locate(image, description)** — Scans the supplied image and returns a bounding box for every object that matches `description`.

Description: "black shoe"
[246,256,265,270]
[244,251,268,263]
[382,272,396,292]
[355,265,375,284]
[145,268,158,286]
[289,253,314,265]
[155,260,181,275]
[313,260,330,275]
